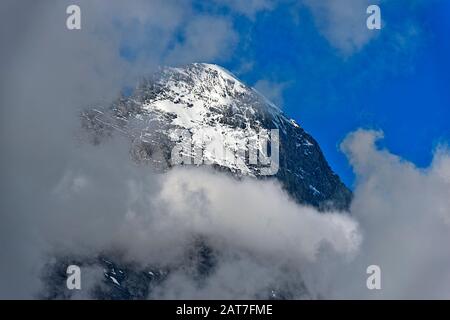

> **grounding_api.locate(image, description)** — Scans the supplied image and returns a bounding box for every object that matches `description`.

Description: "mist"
[0,0,240,298]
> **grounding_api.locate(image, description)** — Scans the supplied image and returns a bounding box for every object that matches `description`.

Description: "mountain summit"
[83,63,352,210]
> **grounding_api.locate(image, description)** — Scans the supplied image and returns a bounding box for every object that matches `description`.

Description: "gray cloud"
[253,79,290,108]
[0,0,240,298]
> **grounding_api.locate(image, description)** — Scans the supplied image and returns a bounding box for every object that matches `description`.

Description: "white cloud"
[302,0,381,55]
[165,16,238,64]
[215,0,275,19]
[253,79,290,108]
[334,130,450,299]
[157,168,361,263]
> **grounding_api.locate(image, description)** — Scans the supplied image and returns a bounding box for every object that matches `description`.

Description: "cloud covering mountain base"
[1,124,449,299]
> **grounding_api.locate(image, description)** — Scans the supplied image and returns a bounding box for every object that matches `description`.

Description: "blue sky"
[221,1,450,186]
[118,0,450,187]
[214,0,450,187]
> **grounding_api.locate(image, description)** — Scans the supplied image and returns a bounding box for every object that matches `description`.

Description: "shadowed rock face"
[45,63,351,299]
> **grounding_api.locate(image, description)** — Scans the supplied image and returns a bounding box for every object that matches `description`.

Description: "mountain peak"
[83,63,352,211]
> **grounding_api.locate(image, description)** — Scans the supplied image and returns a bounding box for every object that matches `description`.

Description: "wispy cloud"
[214,0,275,19]
[302,0,381,55]
[253,79,291,108]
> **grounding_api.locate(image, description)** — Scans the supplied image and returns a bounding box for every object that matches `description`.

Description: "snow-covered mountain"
[44,63,352,299]
[82,63,351,210]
